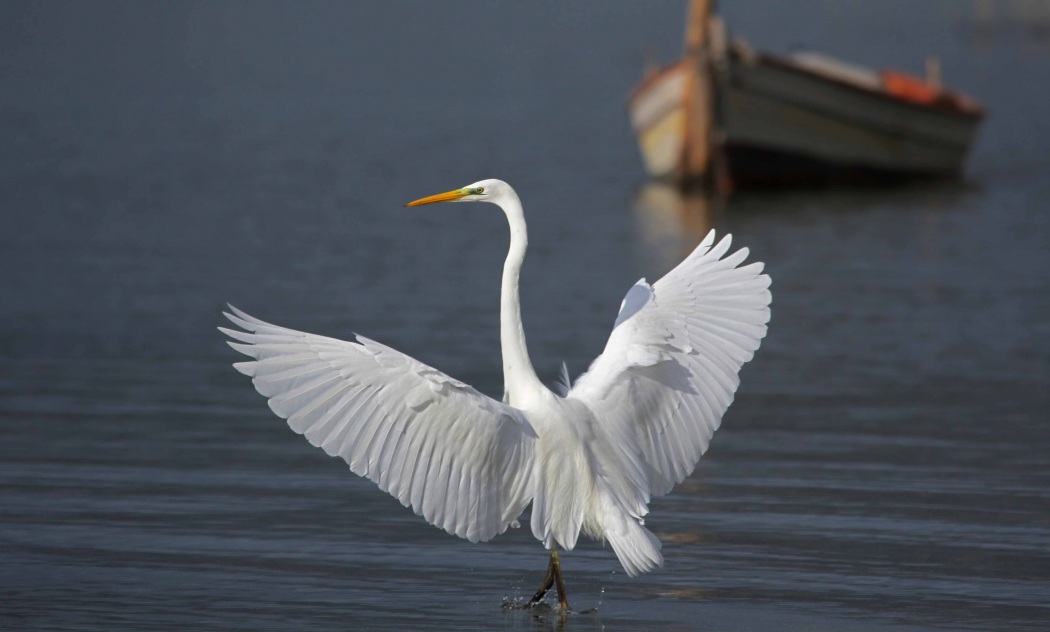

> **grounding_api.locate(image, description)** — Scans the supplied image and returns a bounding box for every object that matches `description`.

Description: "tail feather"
[604,511,663,576]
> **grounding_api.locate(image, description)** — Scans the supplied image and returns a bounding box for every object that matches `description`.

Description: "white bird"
[220,179,770,611]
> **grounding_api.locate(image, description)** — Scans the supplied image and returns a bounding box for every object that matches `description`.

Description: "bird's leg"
[526,546,571,612]
[526,549,557,608]
[551,546,570,612]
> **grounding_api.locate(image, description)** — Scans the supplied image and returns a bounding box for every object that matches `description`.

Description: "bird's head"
[405,179,509,207]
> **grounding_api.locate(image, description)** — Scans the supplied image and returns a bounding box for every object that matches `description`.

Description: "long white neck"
[496,190,547,407]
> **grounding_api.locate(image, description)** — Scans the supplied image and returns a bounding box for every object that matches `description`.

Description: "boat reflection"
[631,182,723,277]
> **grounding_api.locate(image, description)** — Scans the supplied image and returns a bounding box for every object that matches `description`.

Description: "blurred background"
[1,1,1047,630]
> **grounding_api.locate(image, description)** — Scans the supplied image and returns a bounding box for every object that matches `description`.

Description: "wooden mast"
[680,0,716,186]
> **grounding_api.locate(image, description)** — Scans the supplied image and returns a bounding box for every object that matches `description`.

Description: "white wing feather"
[569,230,771,506]
[220,306,535,543]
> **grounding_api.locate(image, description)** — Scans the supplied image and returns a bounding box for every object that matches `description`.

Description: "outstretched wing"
[220,306,535,543]
[569,230,771,502]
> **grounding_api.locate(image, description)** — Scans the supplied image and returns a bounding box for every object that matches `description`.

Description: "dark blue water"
[2,2,1048,630]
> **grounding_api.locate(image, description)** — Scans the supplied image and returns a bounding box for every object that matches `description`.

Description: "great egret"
[221,179,771,611]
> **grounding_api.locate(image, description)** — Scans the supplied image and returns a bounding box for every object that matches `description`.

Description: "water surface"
[1,2,1048,630]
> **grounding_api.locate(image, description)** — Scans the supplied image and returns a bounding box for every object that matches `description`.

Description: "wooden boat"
[628,0,985,190]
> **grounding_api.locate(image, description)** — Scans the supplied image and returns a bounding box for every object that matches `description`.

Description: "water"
[2,2,1048,630]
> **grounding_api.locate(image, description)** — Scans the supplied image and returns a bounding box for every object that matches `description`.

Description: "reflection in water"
[631,183,723,276]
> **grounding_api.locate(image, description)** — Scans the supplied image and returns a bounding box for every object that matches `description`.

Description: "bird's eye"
[474,187,484,194]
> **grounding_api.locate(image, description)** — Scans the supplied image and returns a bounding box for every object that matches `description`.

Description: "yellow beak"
[405,188,469,207]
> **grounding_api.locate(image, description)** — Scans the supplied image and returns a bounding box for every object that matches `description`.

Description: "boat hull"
[629,52,983,188]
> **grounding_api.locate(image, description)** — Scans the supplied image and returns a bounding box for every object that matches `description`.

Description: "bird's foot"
[504,597,589,616]
[516,547,574,613]
[518,600,575,615]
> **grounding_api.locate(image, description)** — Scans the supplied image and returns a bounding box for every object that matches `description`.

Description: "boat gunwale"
[723,71,980,154]
[628,46,985,122]
[750,48,986,120]
[627,58,693,109]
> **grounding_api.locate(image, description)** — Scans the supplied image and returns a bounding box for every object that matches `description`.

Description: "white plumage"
[221,178,770,607]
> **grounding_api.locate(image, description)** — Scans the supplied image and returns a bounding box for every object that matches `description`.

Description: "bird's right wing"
[220,307,535,543]
[569,231,771,506]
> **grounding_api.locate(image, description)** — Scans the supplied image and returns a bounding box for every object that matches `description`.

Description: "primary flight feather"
[221,178,771,610]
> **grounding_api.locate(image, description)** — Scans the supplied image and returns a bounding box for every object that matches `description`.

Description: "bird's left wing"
[220,306,535,543]
[568,231,771,506]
